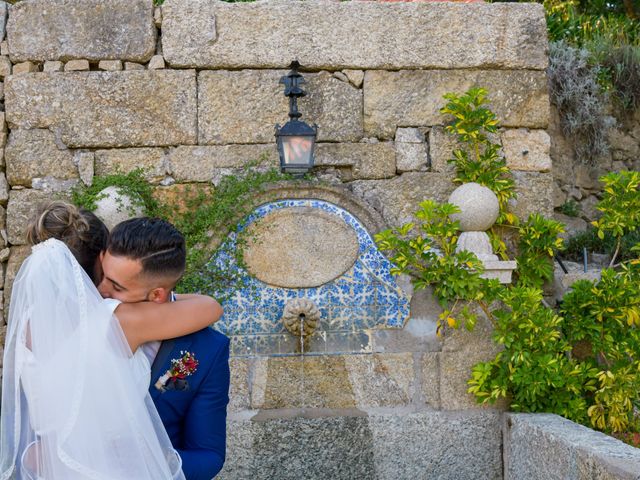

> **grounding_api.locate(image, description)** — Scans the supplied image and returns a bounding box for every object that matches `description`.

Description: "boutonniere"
[155,351,199,392]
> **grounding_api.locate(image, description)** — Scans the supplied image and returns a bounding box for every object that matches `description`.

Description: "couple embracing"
[0,201,230,480]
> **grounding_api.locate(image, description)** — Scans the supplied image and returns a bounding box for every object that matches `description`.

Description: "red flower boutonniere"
[155,351,199,392]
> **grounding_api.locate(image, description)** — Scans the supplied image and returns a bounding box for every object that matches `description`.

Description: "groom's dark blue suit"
[149,327,230,480]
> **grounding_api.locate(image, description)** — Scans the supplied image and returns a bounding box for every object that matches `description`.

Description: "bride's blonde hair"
[26,201,109,283]
[27,201,89,246]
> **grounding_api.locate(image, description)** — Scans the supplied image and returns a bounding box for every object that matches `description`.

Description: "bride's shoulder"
[18,238,75,275]
[102,298,122,314]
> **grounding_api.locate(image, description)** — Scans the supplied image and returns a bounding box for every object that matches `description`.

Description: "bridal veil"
[0,239,184,480]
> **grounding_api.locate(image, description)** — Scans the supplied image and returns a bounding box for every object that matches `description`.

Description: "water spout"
[299,314,305,356]
[281,299,320,354]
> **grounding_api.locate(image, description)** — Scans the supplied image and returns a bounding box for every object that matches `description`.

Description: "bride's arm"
[114,295,223,352]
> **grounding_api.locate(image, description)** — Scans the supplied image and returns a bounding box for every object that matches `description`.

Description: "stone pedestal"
[456,231,498,262]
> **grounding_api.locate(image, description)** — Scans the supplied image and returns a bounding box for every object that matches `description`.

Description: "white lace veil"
[0,239,184,480]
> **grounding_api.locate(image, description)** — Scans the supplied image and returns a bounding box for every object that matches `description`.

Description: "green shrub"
[377,87,565,334]
[564,227,640,263]
[375,200,499,335]
[440,87,516,221]
[470,172,640,435]
[494,0,640,165]
[439,88,564,284]
[472,170,640,434]
[547,5,640,47]
[592,170,640,266]
[438,87,518,262]
[559,199,581,217]
[514,214,565,288]
[468,286,597,423]
[487,0,639,48]
[561,260,640,433]
[377,86,640,438]
[603,45,640,110]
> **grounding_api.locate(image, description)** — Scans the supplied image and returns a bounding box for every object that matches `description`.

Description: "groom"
[97,217,230,480]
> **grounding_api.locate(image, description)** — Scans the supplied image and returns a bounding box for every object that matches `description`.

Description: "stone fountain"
[208,197,410,357]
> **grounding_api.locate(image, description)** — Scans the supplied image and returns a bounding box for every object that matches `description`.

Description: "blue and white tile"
[327,306,354,331]
[207,198,413,356]
[230,335,255,357]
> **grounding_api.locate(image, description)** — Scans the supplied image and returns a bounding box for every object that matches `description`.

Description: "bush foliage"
[377,87,640,438]
[494,0,640,164]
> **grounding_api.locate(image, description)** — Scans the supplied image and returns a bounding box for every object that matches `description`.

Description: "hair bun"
[26,201,90,246]
[67,206,90,236]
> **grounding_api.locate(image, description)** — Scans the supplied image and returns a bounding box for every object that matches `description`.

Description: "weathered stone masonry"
[0,1,564,478]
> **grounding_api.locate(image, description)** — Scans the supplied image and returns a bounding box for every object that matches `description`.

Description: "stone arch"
[247,181,387,236]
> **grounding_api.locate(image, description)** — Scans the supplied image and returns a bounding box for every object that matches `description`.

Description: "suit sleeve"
[176,336,230,480]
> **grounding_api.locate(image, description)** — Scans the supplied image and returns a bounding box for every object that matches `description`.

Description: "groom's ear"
[148,287,171,304]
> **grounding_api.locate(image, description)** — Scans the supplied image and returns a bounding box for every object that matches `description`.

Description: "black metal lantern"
[275,61,318,176]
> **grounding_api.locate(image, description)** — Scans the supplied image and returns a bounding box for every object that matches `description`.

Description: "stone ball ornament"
[281,298,321,338]
[93,186,145,230]
[448,182,500,232]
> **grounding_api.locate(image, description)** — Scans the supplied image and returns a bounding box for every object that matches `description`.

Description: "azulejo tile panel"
[207,199,410,357]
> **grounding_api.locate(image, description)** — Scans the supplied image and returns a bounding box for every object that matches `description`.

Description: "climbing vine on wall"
[170,167,293,297]
[72,166,294,301]
[72,169,160,217]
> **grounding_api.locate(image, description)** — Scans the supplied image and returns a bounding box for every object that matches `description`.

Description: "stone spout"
[281,298,320,341]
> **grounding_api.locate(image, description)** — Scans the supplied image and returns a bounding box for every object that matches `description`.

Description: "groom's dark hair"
[107,217,186,283]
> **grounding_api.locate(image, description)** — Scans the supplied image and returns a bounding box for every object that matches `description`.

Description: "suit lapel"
[150,339,175,386]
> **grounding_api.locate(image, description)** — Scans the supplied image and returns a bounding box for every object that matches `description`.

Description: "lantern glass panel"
[281,135,314,166]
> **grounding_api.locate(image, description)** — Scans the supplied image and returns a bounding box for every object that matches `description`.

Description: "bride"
[0,202,223,480]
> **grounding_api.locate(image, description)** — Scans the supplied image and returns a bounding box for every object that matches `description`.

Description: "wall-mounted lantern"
[275,61,318,177]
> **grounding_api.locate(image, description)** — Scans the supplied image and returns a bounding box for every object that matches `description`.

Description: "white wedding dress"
[0,239,184,480]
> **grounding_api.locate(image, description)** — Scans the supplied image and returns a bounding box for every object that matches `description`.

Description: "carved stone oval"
[243,207,359,288]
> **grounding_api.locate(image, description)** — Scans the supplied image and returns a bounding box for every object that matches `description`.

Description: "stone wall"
[550,105,640,237]
[0,1,554,478]
[504,413,640,479]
